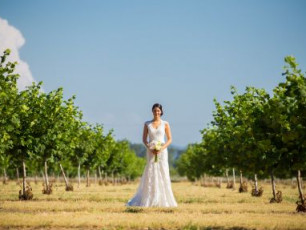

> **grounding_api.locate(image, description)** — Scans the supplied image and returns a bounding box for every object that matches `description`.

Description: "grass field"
[0,178,305,230]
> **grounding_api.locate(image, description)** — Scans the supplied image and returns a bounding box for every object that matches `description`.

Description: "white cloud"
[0,17,35,91]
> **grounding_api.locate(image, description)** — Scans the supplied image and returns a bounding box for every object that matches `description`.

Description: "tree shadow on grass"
[182,223,255,230]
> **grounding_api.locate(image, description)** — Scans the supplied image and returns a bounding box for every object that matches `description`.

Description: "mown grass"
[0,179,305,229]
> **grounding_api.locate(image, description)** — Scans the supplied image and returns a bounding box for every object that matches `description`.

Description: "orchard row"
[0,49,145,199]
[177,56,306,211]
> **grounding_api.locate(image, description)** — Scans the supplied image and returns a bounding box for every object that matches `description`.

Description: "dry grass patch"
[0,180,306,229]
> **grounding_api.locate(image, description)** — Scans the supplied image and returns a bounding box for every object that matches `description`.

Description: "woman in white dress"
[126,103,178,207]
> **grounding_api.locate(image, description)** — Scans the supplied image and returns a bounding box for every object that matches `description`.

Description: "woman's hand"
[151,149,158,155]
[152,148,163,155]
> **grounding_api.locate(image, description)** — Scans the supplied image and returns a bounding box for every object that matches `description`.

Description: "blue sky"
[1,0,306,147]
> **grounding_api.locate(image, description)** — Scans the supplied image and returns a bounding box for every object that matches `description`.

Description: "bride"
[126,103,178,207]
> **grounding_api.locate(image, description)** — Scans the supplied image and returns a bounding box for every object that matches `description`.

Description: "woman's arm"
[159,122,172,152]
[142,123,149,148]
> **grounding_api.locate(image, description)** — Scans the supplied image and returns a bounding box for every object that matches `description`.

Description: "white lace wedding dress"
[126,119,178,207]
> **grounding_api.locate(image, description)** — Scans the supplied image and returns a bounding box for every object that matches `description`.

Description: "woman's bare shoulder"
[163,120,169,126]
[144,120,152,126]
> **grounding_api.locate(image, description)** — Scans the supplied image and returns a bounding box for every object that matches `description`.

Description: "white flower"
[148,141,163,163]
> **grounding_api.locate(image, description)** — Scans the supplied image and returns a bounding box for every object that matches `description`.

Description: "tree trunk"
[254,174,258,193]
[226,169,229,185]
[232,168,236,189]
[86,169,90,187]
[41,171,45,183]
[3,168,7,183]
[44,160,49,188]
[101,170,104,182]
[78,162,81,188]
[98,166,102,182]
[297,170,304,205]
[271,171,276,200]
[16,167,20,183]
[94,172,97,185]
[239,170,243,188]
[59,163,69,189]
[22,160,26,196]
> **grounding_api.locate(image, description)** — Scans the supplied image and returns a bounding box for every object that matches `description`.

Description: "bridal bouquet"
[148,140,163,163]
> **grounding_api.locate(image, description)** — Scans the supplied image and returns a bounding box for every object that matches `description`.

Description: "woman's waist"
[148,139,165,144]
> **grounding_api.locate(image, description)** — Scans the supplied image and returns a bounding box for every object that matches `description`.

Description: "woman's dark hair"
[152,103,163,116]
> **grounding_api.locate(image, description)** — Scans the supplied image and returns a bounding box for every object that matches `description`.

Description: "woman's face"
[152,107,162,118]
